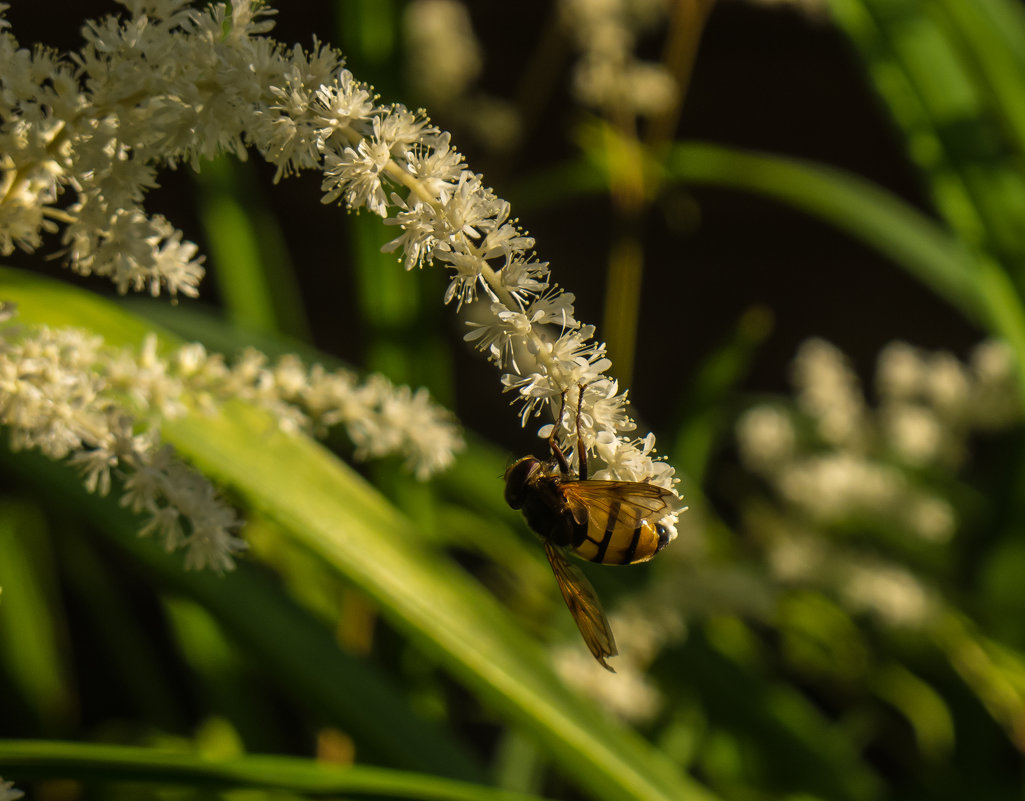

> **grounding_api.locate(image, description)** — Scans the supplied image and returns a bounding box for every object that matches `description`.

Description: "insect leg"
[575,383,588,480]
[549,390,572,475]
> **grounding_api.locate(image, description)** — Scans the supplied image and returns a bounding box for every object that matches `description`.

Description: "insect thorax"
[519,477,579,548]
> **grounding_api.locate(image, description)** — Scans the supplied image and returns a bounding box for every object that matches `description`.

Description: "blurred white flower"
[0,776,24,801]
[736,405,796,470]
[560,0,677,116]
[404,0,483,105]
[552,644,663,722]
[877,341,926,402]
[841,561,934,628]
[737,336,1021,631]
[881,403,945,466]
[792,338,868,448]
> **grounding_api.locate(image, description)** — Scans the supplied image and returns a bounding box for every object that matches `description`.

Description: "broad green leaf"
[820,0,1025,391]
[5,444,482,778]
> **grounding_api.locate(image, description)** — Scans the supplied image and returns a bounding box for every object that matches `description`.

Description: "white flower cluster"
[0,313,462,568]
[762,521,937,629]
[0,318,244,570]
[403,0,482,107]
[0,0,679,507]
[559,0,678,117]
[740,338,1020,545]
[0,3,213,296]
[0,777,22,801]
[400,0,520,153]
[737,337,1021,627]
[188,348,463,479]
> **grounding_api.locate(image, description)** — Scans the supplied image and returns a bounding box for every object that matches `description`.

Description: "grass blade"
[0,739,539,801]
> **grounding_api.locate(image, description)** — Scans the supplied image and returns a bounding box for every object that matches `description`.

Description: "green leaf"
[0,739,540,801]
[5,444,482,778]
[0,500,74,729]
[825,0,1025,272]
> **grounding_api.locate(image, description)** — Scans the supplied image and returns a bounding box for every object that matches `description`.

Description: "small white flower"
[464,303,532,368]
[68,445,118,495]
[581,380,634,435]
[841,561,934,628]
[375,105,437,161]
[877,341,924,401]
[525,287,577,329]
[545,326,613,388]
[382,195,445,271]
[438,249,493,309]
[403,132,465,197]
[479,203,535,262]
[593,430,660,482]
[0,776,24,801]
[923,352,970,416]
[497,259,550,306]
[502,369,563,426]
[792,338,867,448]
[436,171,497,243]
[321,138,393,216]
[313,71,375,144]
[882,403,945,466]
[404,0,483,105]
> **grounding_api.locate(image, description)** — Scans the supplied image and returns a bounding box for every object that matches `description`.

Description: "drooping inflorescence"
[0,0,683,533]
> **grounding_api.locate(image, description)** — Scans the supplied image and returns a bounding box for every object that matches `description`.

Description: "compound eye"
[504,457,540,509]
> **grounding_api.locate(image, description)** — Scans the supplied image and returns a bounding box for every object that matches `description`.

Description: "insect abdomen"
[569,501,670,565]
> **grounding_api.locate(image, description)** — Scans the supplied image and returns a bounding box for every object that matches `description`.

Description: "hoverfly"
[504,386,680,671]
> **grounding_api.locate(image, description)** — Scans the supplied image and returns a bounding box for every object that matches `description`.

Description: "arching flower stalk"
[311,29,685,527]
[0,0,684,536]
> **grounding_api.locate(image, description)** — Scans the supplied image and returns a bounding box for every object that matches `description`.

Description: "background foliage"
[4,1,1025,800]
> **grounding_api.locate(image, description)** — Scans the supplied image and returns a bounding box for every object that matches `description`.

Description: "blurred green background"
[4,1,1025,801]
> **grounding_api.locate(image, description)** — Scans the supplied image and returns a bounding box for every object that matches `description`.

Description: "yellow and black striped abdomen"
[568,498,670,565]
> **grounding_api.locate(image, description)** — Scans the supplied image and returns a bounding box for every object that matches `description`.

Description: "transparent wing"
[558,480,678,529]
[543,540,618,672]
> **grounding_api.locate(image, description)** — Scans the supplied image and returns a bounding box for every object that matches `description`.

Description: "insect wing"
[559,480,678,525]
[543,540,618,672]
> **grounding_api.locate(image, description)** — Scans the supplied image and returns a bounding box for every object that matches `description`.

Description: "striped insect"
[504,386,679,671]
